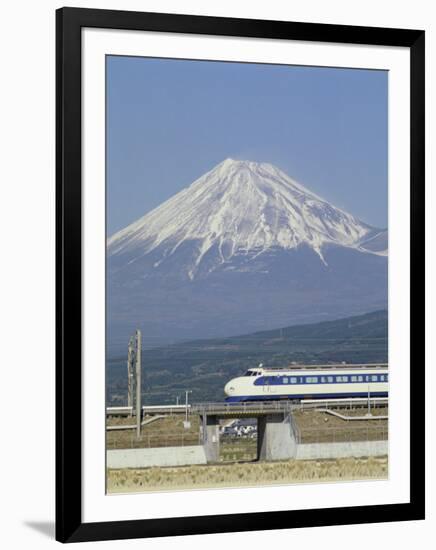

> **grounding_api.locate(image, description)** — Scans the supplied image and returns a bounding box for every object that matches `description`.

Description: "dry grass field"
[106,415,201,449]
[107,456,388,493]
[293,406,388,443]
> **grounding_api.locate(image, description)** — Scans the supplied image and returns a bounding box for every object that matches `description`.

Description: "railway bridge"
[191,401,298,461]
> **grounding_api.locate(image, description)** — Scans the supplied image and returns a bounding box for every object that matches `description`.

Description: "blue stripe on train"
[225,392,388,403]
[253,375,388,386]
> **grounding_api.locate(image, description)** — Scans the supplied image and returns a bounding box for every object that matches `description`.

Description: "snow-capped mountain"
[107,159,387,348]
[108,159,386,280]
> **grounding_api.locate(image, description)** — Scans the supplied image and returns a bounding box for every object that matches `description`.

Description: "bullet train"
[224,364,388,402]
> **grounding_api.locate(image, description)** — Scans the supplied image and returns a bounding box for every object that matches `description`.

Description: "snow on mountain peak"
[108,159,381,278]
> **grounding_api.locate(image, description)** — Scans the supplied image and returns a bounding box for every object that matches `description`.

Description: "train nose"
[224,381,235,396]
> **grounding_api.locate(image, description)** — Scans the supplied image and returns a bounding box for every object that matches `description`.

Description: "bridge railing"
[107,398,389,417]
[192,401,295,415]
[298,397,388,411]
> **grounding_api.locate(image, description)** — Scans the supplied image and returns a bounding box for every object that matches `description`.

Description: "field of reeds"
[107,456,388,493]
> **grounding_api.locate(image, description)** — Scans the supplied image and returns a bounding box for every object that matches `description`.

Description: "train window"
[291,377,297,384]
[351,376,357,382]
[336,376,342,382]
[380,375,384,381]
[365,375,370,382]
[358,376,363,382]
[283,377,288,384]
[327,376,333,383]
[371,375,378,382]
[342,376,349,382]
[321,376,326,383]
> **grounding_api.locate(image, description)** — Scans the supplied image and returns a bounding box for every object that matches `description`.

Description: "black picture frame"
[56,6,425,543]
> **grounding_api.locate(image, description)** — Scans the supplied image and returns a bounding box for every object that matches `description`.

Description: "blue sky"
[107,56,387,236]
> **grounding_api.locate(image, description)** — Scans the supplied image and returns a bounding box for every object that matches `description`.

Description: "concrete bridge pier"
[257,413,298,461]
[201,414,220,462]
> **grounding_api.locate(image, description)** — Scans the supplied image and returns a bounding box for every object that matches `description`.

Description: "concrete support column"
[201,415,220,462]
[257,413,297,461]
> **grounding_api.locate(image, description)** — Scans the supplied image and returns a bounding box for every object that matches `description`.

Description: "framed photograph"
[56,7,425,543]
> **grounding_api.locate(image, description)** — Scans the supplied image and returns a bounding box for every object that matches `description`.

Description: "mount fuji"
[108,159,387,349]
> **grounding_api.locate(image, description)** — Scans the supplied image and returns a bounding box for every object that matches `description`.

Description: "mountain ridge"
[108,159,387,280]
[107,159,388,343]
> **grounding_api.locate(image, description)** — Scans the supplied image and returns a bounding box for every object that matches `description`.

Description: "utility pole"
[367,385,371,417]
[184,390,192,429]
[127,336,135,414]
[135,330,142,439]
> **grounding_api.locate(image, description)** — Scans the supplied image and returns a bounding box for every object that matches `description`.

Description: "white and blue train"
[224,364,388,402]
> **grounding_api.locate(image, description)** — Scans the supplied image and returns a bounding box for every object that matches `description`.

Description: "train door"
[262,377,269,395]
[262,376,277,395]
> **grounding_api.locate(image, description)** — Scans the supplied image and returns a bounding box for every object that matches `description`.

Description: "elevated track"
[107,397,388,418]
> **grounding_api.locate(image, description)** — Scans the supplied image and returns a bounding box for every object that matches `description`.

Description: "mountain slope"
[107,159,388,346]
[107,310,388,405]
[108,159,385,278]
[244,308,388,340]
